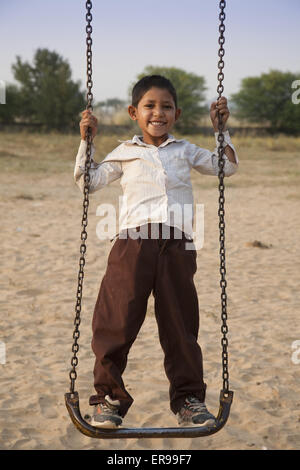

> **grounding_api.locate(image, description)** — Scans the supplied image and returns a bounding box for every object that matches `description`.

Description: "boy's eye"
[144,104,173,109]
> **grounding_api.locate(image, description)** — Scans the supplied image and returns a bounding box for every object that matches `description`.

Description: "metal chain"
[216,0,230,395]
[69,0,93,395]
[68,0,230,397]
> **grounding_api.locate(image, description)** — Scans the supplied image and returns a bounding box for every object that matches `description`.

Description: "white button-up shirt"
[74,131,239,239]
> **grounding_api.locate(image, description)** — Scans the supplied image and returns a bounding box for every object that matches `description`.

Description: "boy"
[74,75,238,429]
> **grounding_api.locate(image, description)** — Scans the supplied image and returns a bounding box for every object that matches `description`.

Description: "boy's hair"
[131,75,178,109]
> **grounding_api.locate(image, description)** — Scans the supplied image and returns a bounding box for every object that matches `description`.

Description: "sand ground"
[0,133,299,450]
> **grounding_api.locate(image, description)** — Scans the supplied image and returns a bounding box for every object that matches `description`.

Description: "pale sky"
[1,0,299,103]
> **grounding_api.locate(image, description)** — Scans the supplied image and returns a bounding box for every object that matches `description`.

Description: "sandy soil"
[0,133,299,450]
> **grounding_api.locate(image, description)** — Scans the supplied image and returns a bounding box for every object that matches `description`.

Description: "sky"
[1,0,300,104]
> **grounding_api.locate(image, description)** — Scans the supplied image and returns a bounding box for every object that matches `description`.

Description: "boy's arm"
[188,130,239,177]
[74,140,122,194]
[219,130,238,164]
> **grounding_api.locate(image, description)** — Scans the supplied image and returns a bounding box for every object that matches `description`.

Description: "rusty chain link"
[216,0,230,395]
[69,0,93,395]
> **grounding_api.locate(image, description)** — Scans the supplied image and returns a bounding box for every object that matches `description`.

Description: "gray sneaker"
[177,396,216,427]
[91,395,122,429]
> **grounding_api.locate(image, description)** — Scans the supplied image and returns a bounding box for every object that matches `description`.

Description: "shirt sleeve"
[74,140,122,193]
[188,130,239,177]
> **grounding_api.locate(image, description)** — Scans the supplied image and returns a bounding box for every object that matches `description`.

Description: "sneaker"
[90,395,122,429]
[177,396,216,427]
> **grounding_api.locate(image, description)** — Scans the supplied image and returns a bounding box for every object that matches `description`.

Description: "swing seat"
[65,389,233,439]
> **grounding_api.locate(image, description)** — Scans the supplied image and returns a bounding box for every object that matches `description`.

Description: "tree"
[96,98,127,118]
[231,70,300,134]
[11,48,85,130]
[130,66,208,130]
[94,98,129,125]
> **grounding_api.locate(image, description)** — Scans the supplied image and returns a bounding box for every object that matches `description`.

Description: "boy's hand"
[80,109,98,141]
[210,97,229,132]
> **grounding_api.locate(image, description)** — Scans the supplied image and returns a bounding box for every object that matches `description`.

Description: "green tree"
[231,70,300,134]
[11,48,85,130]
[130,66,208,130]
[96,98,127,116]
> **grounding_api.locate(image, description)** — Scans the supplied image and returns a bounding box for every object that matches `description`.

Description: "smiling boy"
[127,85,181,147]
[75,75,239,429]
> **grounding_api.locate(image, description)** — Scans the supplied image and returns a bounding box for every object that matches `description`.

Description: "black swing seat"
[65,389,233,439]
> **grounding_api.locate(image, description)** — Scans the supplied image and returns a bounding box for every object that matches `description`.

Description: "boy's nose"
[153,108,165,117]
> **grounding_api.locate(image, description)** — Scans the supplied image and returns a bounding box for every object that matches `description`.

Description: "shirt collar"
[118,134,184,148]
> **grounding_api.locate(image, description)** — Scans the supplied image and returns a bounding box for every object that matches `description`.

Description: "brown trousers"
[89,223,206,417]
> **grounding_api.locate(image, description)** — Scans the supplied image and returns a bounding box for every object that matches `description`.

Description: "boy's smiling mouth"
[149,121,167,127]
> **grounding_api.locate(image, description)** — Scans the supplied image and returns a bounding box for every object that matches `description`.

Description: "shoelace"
[184,397,207,413]
[97,402,117,415]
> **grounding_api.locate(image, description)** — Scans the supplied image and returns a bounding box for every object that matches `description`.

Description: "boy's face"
[128,87,181,146]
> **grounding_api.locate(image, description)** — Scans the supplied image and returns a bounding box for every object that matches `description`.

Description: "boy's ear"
[128,105,137,120]
[175,108,182,122]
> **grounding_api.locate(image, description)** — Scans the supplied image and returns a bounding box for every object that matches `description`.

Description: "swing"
[65,0,234,439]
